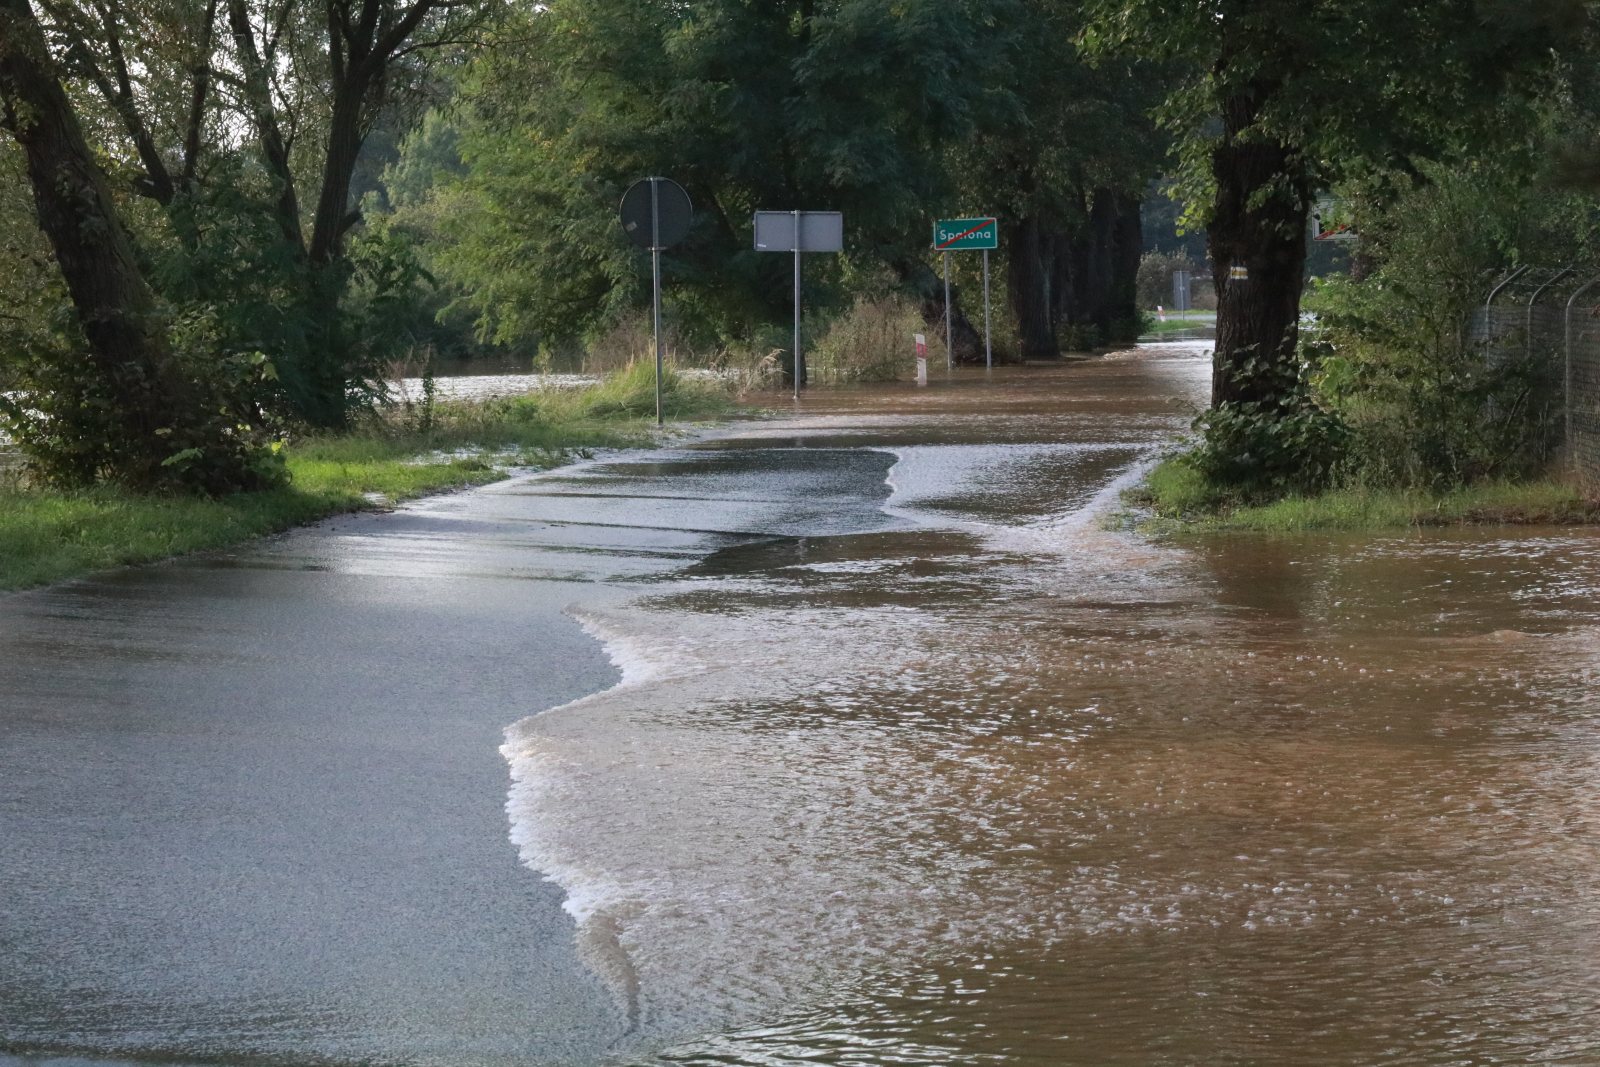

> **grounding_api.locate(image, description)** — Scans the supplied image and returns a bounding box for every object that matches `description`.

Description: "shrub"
[0,307,286,494]
[1305,164,1589,489]
[581,315,661,374]
[1187,396,1350,502]
[808,295,938,383]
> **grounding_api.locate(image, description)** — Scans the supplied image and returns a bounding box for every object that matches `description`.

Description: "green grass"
[0,364,737,591]
[1139,312,1216,336]
[1126,455,1600,533]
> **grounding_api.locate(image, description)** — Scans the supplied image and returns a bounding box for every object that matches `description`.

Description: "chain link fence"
[1469,266,1600,487]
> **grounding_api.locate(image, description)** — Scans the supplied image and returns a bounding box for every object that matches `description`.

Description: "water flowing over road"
[6,342,1600,1065]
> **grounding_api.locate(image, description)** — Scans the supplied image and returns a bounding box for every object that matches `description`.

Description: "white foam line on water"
[1045,447,1165,532]
[502,607,700,908]
[499,609,704,1028]
[494,420,1186,1035]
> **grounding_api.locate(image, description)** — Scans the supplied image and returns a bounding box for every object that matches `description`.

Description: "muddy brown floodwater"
[506,343,1600,1064]
[6,341,1600,1066]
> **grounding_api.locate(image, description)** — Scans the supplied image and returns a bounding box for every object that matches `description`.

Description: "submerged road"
[2,355,1166,1066]
[0,450,903,1064]
[12,343,1597,1066]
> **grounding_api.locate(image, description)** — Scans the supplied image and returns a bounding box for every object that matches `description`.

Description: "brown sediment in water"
[500,346,1600,1064]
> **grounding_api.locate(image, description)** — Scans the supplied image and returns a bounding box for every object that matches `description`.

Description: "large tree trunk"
[1103,192,1142,343]
[897,257,985,364]
[0,0,201,487]
[1006,216,1059,360]
[1077,191,1116,331]
[1208,87,1312,408]
[309,83,369,265]
[227,0,305,254]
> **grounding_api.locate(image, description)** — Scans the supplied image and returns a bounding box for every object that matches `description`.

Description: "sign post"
[620,177,693,426]
[982,248,992,369]
[754,210,844,398]
[943,251,952,371]
[932,217,999,371]
[794,212,802,394]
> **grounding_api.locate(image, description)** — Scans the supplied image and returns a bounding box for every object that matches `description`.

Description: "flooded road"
[6,342,1600,1064]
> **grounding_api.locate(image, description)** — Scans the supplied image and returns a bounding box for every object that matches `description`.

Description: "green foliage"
[552,360,732,421]
[0,304,288,495]
[1082,0,1578,450]
[393,0,1038,353]
[138,177,441,427]
[1307,162,1598,488]
[0,366,743,590]
[808,295,935,383]
[1133,458,1597,531]
[1187,397,1349,501]
[1081,0,1575,233]
[1184,338,1350,500]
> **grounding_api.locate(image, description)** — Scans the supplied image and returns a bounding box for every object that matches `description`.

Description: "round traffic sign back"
[620,177,692,250]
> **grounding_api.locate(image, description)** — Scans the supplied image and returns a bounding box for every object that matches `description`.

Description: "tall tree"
[957,0,1162,360]
[25,0,492,426]
[407,0,1010,360]
[1082,0,1576,411]
[0,0,272,491]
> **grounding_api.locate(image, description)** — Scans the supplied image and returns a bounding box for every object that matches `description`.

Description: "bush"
[553,360,732,420]
[1187,396,1350,502]
[0,308,287,494]
[808,295,937,383]
[1305,164,1590,489]
[1059,322,1102,352]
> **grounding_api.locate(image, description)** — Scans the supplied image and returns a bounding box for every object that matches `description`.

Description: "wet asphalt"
[0,479,687,1064]
[0,432,909,1066]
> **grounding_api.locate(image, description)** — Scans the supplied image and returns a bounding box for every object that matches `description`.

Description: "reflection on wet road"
[7,343,1600,1065]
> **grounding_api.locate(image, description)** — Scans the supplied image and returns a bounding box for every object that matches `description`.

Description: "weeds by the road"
[808,295,937,383]
[0,364,737,591]
[1138,313,1216,338]
[1125,456,1600,532]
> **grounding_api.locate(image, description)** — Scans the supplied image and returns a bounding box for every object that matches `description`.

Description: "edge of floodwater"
[0,415,758,598]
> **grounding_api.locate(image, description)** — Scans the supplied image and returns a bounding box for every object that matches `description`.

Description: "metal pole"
[1564,273,1600,468]
[793,210,802,400]
[1527,267,1573,366]
[943,250,952,372]
[650,178,663,427]
[1485,264,1529,317]
[982,247,992,370]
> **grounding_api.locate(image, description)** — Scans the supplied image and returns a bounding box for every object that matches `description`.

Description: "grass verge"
[1125,456,1600,533]
[0,364,735,591]
[1139,313,1216,337]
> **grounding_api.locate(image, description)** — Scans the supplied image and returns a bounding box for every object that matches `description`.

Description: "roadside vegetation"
[1132,148,1600,532]
[1129,459,1598,533]
[0,365,734,591]
[7,0,1600,548]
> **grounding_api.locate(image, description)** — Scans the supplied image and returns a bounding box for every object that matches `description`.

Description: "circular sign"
[620,177,692,250]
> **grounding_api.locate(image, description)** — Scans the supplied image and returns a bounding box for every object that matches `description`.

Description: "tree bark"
[0,0,202,487]
[896,257,984,364]
[1103,192,1142,342]
[228,0,306,253]
[308,66,371,264]
[1006,215,1058,360]
[1207,85,1312,409]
